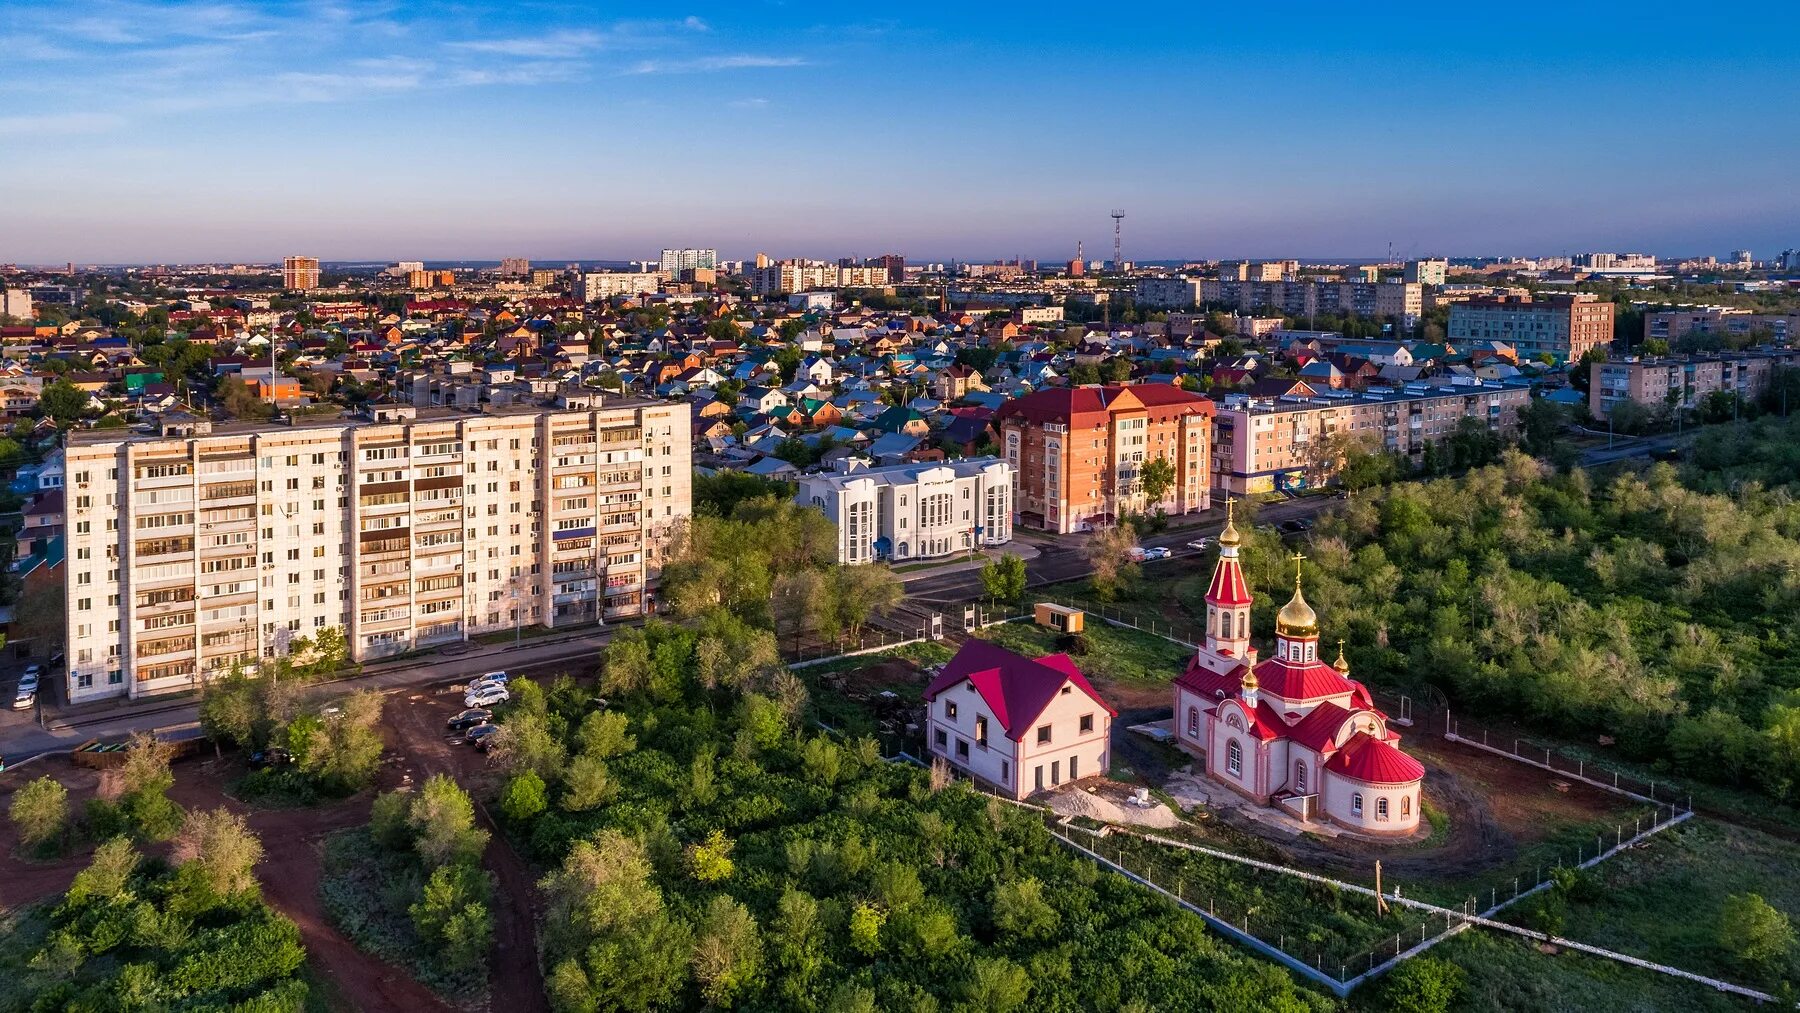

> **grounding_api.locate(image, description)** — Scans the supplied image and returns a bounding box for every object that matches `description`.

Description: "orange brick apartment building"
[994,383,1213,533]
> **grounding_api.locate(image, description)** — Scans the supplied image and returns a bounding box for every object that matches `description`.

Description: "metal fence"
[1445,715,1692,810]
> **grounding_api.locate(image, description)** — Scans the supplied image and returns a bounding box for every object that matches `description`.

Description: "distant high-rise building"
[1404,258,1448,286]
[499,257,531,277]
[867,253,905,280]
[389,261,425,278]
[754,252,772,269]
[1730,250,1754,266]
[659,249,717,275]
[0,288,32,321]
[282,255,320,291]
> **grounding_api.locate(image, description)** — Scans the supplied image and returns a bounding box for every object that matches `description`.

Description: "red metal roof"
[993,382,1213,426]
[924,640,1115,741]
[1205,556,1252,606]
[1250,656,1358,703]
[1324,732,1424,784]
[1284,700,1352,753]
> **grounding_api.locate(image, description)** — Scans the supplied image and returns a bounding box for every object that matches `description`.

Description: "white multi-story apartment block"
[795,457,1013,565]
[62,396,691,704]
[659,249,718,275]
[574,271,663,302]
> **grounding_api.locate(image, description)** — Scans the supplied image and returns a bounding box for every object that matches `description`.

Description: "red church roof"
[1205,556,1252,606]
[1324,732,1424,784]
[923,640,1115,742]
[1250,655,1359,703]
[1284,700,1353,753]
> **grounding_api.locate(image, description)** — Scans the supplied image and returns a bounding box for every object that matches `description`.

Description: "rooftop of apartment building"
[1602,346,1799,369]
[65,392,667,447]
[1218,378,1531,417]
[799,455,1007,489]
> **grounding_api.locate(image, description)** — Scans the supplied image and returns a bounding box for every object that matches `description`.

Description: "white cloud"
[728,97,770,108]
[446,29,605,59]
[624,54,806,75]
[0,112,125,136]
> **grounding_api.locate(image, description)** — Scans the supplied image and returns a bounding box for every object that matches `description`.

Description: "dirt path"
[388,687,548,1013]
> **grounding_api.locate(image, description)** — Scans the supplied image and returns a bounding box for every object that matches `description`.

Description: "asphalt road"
[0,626,628,764]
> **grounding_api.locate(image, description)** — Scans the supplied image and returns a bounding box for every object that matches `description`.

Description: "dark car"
[465,723,501,749]
[248,747,293,768]
[447,707,493,732]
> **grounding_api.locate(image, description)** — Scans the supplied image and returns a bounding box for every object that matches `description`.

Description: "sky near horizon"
[2,1,1797,265]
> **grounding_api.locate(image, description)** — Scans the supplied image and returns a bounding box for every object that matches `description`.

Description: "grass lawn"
[1539,819,1800,988]
[974,618,1190,686]
[1415,929,1754,1013]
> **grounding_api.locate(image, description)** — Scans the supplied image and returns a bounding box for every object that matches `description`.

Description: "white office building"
[796,457,1013,564]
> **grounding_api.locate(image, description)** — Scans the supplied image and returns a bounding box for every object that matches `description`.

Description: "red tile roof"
[923,640,1114,742]
[1324,732,1424,784]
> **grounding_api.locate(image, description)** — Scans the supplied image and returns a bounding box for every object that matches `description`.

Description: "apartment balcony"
[414,554,462,576]
[205,587,258,609]
[358,611,411,630]
[551,440,598,455]
[136,472,195,492]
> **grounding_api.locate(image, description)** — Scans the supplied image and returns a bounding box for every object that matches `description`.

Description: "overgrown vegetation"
[1293,434,1800,805]
[0,815,306,1012]
[319,774,494,997]
[201,675,386,805]
[508,643,1332,1012]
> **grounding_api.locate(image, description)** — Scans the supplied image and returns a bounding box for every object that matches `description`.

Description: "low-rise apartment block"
[994,383,1213,534]
[1212,380,1530,494]
[63,396,691,703]
[1643,306,1800,345]
[574,271,663,302]
[1199,279,1423,325]
[1589,348,1800,418]
[795,457,1013,564]
[1447,294,1613,361]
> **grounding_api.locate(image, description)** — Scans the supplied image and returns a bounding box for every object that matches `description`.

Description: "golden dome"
[1333,640,1350,674]
[1219,496,1242,547]
[1241,666,1259,691]
[1275,554,1318,638]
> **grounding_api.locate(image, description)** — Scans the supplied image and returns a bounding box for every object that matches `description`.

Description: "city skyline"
[2,1,1797,263]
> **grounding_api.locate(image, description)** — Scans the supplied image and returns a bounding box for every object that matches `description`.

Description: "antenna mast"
[1110,209,1126,270]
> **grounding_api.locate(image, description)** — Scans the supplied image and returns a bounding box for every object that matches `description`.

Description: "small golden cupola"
[1240,665,1259,707]
[1333,639,1350,674]
[1275,553,1318,639]
[1218,496,1242,548]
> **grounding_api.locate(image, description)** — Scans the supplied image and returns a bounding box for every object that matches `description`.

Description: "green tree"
[172,806,265,900]
[499,770,549,822]
[217,375,273,420]
[38,378,89,426]
[691,894,763,1006]
[1718,892,1794,971]
[561,754,617,812]
[408,774,489,868]
[992,876,1059,940]
[116,732,183,841]
[979,553,1028,604]
[410,862,494,973]
[1379,956,1465,1013]
[573,709,635,759]
[1138,454,1176,507]
[9,774,68,849]
[1083,522,1139,602]
[291,690,386,792]
[823,564,902,639]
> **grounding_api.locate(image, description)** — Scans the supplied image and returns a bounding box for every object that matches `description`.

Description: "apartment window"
[1036,724,1051,745]
[943,699,957,720]
[1079,713,1094,734]
[955,738,969,761]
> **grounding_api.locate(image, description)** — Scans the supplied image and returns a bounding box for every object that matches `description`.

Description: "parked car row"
[449,672,513,751]
[11,665,42,711]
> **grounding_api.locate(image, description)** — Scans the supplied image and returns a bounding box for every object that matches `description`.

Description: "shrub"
[1380,956,1465,1013]
[500,771,548,823]
[1719,892,1794,971]
[9,774,68,850]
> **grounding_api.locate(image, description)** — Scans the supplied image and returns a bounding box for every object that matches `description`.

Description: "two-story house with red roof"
[923,639,1117,799]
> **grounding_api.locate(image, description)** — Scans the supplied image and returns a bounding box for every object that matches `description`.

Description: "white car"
[469,670,511,689]
[12,667,40,710]
[464,682,511,709]
[1144,546,1172,560]
[1186,537,1212,552]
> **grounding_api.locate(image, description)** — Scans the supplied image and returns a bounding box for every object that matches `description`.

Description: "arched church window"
[1294,760,1307,793]
[1376,797,1390,820]
[1219,612,1231,639]
[1401,796,1412,818]
[1186,706,1199,737]
[1351,793,1363,816]
[1226,739,1242,777]
[1237,612,1247,639]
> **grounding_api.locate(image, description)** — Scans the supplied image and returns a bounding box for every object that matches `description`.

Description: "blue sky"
[2,1,1797,264]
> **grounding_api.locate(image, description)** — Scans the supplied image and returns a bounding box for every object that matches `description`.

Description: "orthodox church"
[1172,501,1425,835]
